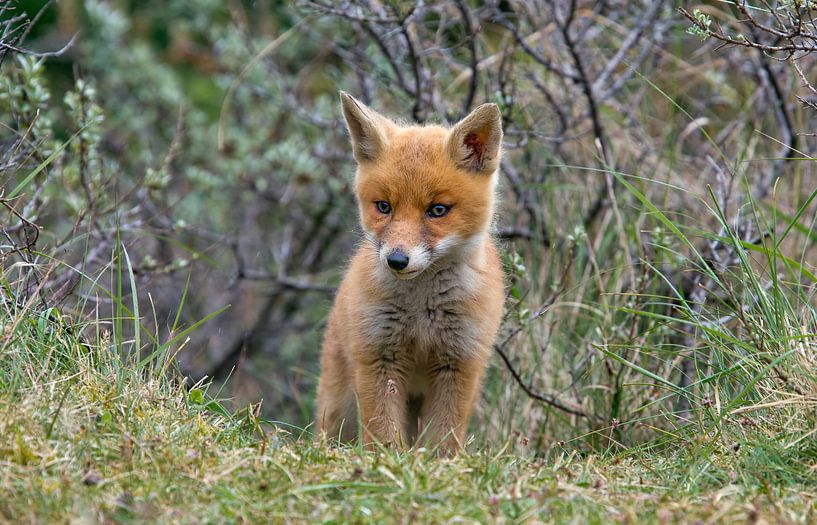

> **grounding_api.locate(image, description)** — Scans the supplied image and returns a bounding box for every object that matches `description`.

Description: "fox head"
[340,92,502,280]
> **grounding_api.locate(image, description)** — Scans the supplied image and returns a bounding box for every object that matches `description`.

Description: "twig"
[493,240,597,421]
[454,0,478,115]
[494,344,595,420]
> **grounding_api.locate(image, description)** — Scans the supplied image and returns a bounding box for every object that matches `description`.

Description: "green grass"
[1,298,816,524]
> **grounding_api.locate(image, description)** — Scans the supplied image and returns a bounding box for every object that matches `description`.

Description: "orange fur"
[315,93,505,454]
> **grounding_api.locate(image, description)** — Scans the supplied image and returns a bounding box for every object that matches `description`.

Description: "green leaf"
[189,388,204,405]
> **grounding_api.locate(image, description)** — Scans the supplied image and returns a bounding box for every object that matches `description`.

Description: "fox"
[315,92,505,454]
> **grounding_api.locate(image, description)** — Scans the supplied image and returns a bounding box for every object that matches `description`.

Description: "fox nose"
[387,251,410,271]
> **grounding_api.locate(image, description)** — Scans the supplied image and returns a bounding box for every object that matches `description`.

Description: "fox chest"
[360,266,483,360]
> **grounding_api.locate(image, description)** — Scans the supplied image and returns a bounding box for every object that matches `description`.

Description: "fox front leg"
[355,357,409,448]
[419,358,485,455]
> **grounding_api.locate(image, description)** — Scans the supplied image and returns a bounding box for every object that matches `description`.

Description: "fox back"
[315,93,505,454]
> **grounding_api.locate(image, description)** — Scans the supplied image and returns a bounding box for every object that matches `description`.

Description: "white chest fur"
[360,259,484,363]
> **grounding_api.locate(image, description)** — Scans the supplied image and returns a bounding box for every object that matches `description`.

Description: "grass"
[1,275,816,524]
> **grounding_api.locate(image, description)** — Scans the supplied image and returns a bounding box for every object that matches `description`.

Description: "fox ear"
[446,103,503,174]
[339,91,390,163]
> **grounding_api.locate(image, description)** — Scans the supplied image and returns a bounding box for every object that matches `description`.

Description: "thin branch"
[494,344,595,420]
[493,240,597,421]
[454,0,478,115]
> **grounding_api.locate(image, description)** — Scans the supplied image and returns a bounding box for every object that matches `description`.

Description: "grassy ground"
[1,306,815,524]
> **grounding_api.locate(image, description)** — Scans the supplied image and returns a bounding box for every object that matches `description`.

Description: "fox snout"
[380,244,432,279]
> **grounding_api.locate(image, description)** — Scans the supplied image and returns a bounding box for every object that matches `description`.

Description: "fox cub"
[315,92,505,453]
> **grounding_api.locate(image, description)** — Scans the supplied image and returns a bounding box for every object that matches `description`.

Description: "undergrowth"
[1,298,815,523]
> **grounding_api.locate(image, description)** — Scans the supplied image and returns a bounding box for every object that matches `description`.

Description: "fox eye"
[427,204,451,218]
[375,201,392,214]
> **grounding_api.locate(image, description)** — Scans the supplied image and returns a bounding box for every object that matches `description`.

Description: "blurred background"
[2,0,816,451]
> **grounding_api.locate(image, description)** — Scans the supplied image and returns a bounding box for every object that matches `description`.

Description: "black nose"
[387,251,410,271]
